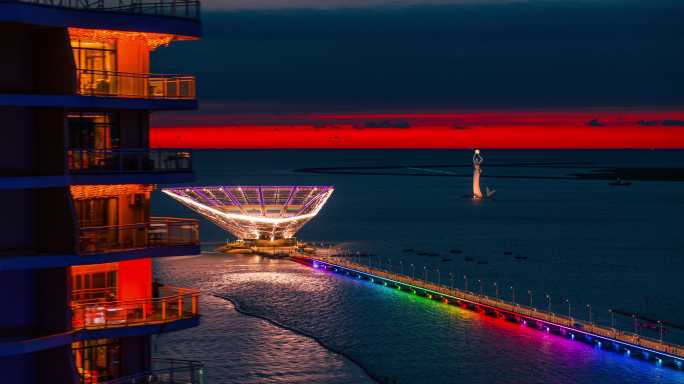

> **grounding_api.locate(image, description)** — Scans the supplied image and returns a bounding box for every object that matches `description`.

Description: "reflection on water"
[155,254,684,384]
[152,262,372,383]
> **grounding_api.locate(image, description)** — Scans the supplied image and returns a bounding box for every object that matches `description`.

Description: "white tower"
[472,149,484,199]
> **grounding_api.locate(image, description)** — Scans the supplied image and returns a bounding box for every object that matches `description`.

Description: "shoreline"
[212,293,383,384]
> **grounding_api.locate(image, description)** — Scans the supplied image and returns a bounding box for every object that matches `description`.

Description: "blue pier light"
[675,360,682,369]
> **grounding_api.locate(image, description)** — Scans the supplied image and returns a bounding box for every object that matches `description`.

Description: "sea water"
[153,149,684,383]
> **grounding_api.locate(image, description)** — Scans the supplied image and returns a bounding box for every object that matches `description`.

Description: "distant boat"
[609,178,632,186]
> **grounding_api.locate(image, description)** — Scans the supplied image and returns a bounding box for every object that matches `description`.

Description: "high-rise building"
[0,1,204,383]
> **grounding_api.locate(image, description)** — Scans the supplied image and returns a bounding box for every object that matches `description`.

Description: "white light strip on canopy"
[161,188,334,225]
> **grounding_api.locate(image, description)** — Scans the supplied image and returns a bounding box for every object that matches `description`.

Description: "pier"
[292,253,684,370]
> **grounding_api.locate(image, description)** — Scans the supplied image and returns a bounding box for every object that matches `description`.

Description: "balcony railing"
[20,0,201,20]
[72,286,199,330]
[103,358,205,384]
[79,217,199,255]
[68,148,193,174]
[76,69,196,100]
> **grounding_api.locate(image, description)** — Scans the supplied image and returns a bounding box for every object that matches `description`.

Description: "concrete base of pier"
[218,238,312,257]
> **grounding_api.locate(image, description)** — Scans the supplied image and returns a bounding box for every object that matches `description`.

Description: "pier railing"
[71,286,199,330]
[306,254,684,360]
[76,69,196,100]
[79,217,199,255]
[68,148,192,174]
[20,0,201,20]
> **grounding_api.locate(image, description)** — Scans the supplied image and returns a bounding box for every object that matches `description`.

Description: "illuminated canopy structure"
[162,186,334,240]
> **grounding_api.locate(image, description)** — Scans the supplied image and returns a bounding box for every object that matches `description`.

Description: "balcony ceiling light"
[68,27,195,50]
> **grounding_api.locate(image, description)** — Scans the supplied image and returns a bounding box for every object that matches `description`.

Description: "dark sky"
[152,1,684,110]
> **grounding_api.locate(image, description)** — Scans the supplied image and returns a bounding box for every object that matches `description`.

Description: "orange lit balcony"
[79,217,199,255]
[68,148,192,174]
[20,0,200,20]
[76,69,196,100]
[71,286,199,330]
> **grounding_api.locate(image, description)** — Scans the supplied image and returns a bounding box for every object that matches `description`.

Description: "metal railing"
[79,217,199,255]
[72,286,199,330]
[103,358,205,384]
[306,254,684,360]
[19,0,201,20]
[68,148,193,174]
[76,69,196,100]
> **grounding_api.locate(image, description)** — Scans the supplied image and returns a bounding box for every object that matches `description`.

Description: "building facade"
[0,1,203,383]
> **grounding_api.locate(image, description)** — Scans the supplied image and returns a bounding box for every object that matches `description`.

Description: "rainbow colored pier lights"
[293,254,684,371]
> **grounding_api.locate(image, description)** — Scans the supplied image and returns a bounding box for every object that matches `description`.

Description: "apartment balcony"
[79,217,200,258]
[71,286,199,331]
[77,69,196,100]
[0,149,194,189]
[68,148,194,184]
[69,148,192,173]
[1,1,202,37]
[22,0,201,20]
[0,70,197,110]
[103,358,205,384]
[0,288,199,357]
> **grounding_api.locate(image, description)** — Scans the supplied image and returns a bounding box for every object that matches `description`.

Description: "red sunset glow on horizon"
[151,110,684,149]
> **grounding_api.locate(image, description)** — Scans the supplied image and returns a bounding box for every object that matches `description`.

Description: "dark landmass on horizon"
[294,162,684,182]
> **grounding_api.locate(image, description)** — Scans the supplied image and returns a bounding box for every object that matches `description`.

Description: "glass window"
[68,112,120,150]
[72,40,117,72]
[74,197,118,228]
[72,40,117,95]
[72,339,121,384]
[71,264,118,303]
